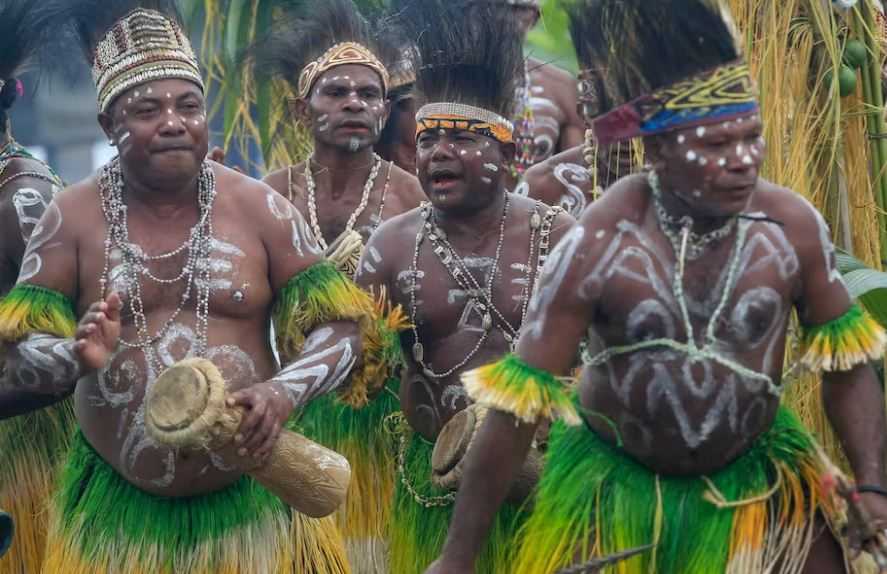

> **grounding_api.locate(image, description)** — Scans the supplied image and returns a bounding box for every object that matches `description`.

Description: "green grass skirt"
[514,406,834,574]
[389,428,525,574]
[298,381,401,572]
[41,432,349,574]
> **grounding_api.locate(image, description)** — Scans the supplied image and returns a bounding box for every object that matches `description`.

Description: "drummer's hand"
[228,382,293,462]
[74,292,122,372]
[846,491,887,561]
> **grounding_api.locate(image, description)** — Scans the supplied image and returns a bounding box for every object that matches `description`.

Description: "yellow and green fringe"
[298,380,401,573]
[0,284,78,574]
[273,262,408,408]
[462,354,580,426]
[800,303,887,373]
[514,406,834,574]
[389,428,524,574]
[42,433,350,574]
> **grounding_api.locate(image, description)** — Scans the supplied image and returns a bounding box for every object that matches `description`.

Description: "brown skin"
[8,78,351,497]
[519,140,636,218]
[0,139,69,418]
[355,128,573,441]
[374,90,419,174]
[264,64,424,246]
[429,116,887,573]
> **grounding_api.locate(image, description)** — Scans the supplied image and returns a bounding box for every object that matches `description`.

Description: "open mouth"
[429,168,462,189]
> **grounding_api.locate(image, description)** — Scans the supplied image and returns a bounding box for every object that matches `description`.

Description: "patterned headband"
[591,60,759,146]
[92,9,204,114]
[416,102,514,144]
[297,42,390,99]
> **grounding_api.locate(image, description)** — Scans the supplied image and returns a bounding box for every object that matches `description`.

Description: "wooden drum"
[431,404,542,504]
[145,358,351,518]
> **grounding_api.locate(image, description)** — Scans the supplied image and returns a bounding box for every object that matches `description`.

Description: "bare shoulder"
[262,165,291,195]
[52,175,104,230]
[387,162,426,206]
[582,172,650,228]
[368,204,423,253]
[749,179,823,240]
[213,161,281,209]
[529,57,575,86]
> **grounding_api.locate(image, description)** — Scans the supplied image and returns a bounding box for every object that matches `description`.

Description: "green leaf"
[836,251,868,273]
[834,251,887,327]
[843,268,887,327]
[224,1,247,65]
[255,0,274,160]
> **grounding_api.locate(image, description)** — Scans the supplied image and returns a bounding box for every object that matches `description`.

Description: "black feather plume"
[392,0,523,118]
[571,0,741,105]
[251,0,400,93]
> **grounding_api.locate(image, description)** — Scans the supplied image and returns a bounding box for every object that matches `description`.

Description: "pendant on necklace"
[482,313,493,331]
[412,342,424,362]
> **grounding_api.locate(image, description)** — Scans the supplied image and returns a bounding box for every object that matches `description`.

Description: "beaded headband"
[591,60,759,146]
[92,8,204,114]
[297,42,390,99]
[416,102,514,144]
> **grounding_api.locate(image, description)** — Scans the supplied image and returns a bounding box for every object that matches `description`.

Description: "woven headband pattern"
[592,60,759,146]
[416,102,514,144]
[92,8,204,113]
[297,42,389,99]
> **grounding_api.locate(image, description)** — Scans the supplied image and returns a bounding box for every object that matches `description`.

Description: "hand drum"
[145,358,351,518]
[431,404,542,504]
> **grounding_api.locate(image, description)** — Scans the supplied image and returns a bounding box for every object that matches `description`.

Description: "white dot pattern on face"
[677,134,686,144]
[698,156,708,166]
[166,93,172,99]
[459,150,467,156]
[696,126,706,138]
[742,155,753,165]
[686,150,697,162]
[147,87,153,94]
[481,176,492,184]
[693,190,702,198]
[167,121,174,127]
[718,157,727,167]
[475,151,482,157]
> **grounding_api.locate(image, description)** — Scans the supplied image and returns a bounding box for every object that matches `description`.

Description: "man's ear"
[289,97,312,128]
[98,111,115,143]
[500,141,516,165]
[642,135,666,171]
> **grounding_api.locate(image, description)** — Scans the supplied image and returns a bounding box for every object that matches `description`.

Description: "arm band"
[272,261,408,408]
[800,304,887,373]
[462,354,580,426]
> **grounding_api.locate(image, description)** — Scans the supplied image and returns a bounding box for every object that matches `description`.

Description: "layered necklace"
[98,157,217,374]
[582,129,604,201]
[303,153,387,275]
[647,170,737,260]
[409,197,559,380]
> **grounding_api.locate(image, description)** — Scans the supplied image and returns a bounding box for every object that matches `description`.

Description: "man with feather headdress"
[517,0,638,218]
[0,1,407,572]
[429,0,887,572]
[253,3,424,571]
[355,1,574,572]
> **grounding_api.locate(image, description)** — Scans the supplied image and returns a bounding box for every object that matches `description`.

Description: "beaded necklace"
[304,153,383,250]
[512,60,536,177]
[0,138,62,189]
[408,197,560,379]
[648,170,737,260]
[98,157,217,374]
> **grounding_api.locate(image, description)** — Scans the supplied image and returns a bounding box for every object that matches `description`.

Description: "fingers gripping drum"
[145,358,351,518]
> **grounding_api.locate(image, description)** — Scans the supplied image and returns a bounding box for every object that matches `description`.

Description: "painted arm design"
[269,323,360,409]
[2,333,83,395]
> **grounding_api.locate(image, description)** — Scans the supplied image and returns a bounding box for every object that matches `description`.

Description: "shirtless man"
[0,4,72,572]
[429,1,887,572]
[259,0,424,279]
[357,2,574,572]
[0,4,399,572]
[482,0,584,187]
[517,1,636,218]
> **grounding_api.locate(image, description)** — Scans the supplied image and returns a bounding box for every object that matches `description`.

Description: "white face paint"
[481,176,492,184]
[696,127,706,138]
[677,134,686,145]
[718,158,727,167]
[348,137,361,152]
[483,163,499,172]
[686,150,698,162]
